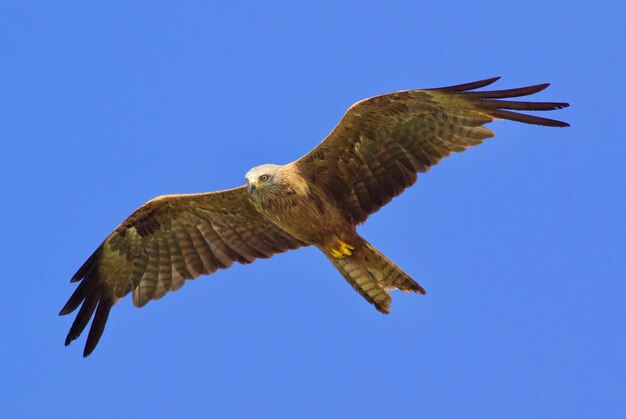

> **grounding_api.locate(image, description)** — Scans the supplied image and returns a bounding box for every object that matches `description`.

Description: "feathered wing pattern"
[60,187,304,356]
[295,77,569,224]
[61,77,569,356]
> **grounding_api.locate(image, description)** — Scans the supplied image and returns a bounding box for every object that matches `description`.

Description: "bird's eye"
[260,175,269,181]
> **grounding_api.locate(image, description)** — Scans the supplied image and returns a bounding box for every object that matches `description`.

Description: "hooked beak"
[248,179,258,192]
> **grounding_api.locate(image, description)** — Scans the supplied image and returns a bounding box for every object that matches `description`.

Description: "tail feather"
[325,239,424,313]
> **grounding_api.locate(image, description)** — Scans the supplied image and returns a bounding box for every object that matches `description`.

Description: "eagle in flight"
[61,77,569,356]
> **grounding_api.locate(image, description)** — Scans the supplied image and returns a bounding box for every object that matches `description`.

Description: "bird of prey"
[60,77,569,356]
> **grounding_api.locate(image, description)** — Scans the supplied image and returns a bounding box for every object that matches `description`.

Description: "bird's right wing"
[60,186,305,356]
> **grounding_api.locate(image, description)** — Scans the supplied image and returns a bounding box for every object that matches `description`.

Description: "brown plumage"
[61,77,569,356]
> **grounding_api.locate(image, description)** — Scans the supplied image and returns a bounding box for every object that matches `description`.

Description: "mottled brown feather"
[61,186,305,356]
[295,77,569,224]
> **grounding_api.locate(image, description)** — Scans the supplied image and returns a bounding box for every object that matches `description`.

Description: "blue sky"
[2,1,624,418]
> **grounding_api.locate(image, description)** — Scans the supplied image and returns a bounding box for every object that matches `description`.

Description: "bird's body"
[247,164,329,243]
[61,77,569,356]
[247,164,355,251]
[245,163,419,311]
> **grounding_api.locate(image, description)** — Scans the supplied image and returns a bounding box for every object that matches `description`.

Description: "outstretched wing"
[60,186,304,356]
[295,77,569,224]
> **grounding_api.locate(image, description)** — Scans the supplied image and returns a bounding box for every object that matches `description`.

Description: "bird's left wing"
[294,77,569,225]
[60,186,304,356]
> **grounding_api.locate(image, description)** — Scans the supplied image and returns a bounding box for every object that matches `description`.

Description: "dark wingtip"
[488,99,570,112]
[62,269,110,355]
[60,279,88,316]
[82,299,113,357]
[478,82,552,98]
[62,243,115,356]
[430,76,501,92]
[70,244,103,283]
[63,296,113,357]
[441,78,571,127]
[489,108,570,127]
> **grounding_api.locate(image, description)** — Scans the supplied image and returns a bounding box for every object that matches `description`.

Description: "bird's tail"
[324,238,425,313]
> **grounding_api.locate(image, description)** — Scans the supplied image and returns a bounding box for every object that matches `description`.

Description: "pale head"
[245,164,283,193]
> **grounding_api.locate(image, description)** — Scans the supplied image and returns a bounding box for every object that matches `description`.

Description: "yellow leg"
[328,240,355,259]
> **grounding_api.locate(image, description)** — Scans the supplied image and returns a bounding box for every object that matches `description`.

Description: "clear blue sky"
[2,1,624,418]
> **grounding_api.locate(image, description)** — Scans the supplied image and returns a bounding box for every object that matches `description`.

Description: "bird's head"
[245,164,282,194]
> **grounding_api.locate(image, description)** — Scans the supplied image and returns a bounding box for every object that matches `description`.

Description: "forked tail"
[324,238,425,313]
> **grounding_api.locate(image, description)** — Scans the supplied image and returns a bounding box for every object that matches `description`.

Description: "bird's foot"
[328,240,355,259]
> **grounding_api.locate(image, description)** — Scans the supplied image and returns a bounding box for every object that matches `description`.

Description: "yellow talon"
[328,240,355,259]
